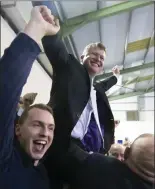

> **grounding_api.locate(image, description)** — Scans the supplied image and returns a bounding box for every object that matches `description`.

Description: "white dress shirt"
[71,78,104,143]
[71,74,119,143]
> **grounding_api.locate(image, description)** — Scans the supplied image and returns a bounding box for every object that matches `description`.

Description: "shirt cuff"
[113,74,120,80]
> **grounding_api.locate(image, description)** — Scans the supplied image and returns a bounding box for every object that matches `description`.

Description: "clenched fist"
[24,6,60,43]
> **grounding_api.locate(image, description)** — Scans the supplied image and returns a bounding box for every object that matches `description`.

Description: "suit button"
[77,113,80,118]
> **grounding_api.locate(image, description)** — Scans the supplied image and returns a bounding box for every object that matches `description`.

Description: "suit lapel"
[94,84,111,110]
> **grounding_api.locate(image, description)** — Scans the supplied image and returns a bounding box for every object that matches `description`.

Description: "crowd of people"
[0,6,154,189]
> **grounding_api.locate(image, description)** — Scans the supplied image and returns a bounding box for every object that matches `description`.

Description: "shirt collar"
[89,75,94,87]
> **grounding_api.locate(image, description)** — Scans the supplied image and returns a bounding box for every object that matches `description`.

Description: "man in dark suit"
[38,10,154,189]
[42,17,120,156]
[41,12,121,188]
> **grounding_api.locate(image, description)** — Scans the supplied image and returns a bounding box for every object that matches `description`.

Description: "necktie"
[81,112,104,153]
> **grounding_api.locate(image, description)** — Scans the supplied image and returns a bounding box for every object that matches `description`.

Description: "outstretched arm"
[0,5,55,161]
[99,76,118,92]
[98,66,120,92]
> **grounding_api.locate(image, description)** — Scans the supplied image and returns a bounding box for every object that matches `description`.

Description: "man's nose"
[40,127,49,137]
[118,155,122,161]
[97,55,101,61]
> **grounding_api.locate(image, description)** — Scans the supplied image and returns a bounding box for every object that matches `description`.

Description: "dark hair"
[18,103,53,125]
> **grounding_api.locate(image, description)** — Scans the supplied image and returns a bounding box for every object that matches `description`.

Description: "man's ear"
[124,147,130,160]
[15,124,21,137]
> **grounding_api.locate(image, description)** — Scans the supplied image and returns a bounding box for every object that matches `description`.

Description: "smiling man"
[42,30,120,157]
[0,5,59,189]
[41,14,120,188]
[15,104,55,166]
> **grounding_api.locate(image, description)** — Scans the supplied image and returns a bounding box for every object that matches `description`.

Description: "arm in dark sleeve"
[42,34,70,71]
[99,75,117,92]
[0,33,41,161]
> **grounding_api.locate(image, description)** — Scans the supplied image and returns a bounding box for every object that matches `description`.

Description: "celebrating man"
[42,11,120,157]
[0,6,59,189]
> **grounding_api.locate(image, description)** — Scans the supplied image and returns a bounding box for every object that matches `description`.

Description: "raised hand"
[112,65,120,75]
[31,6,60,36]
[24,6,60,43]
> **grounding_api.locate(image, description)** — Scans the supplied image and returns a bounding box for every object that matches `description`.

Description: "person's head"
[81,42,106,77]
[15,103,55,165]
[124,133,154,183]
[109,144,125,161]
[23,93,38,108]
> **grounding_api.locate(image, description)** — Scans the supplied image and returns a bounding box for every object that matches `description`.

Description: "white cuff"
[113,74,120,80]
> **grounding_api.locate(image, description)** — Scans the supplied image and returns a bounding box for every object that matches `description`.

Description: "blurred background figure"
[123,137,131,147]
[22,92,38,109]
[108,143,125,161]
[15,92,37,125]
[114,119,120,128]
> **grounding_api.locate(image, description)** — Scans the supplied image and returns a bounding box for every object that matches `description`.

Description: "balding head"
[125,134,154,183]
[109,144,125,161]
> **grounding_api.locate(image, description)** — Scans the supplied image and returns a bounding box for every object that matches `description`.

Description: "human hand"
[24,6,60,43]
[112,65,120,75]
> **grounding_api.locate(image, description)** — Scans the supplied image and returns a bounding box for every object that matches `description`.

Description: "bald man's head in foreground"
[124,134,154,183]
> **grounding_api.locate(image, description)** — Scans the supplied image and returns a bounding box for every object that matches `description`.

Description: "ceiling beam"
[60,1,153,38]
[107,74,154,97]
[122,11,132,68]
[95,62,154,82]
[108,88,154,101]
[124,74,154,86]
[97,1,102,43]
[143,30,154,62]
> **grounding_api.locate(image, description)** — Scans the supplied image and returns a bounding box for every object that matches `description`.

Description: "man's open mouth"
[33,140,47,151]
[91,62,100,67]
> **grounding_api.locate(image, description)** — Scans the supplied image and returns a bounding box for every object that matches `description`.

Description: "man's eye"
[33,124,39,127]
[112,153,118,157]
[49,127,54,131]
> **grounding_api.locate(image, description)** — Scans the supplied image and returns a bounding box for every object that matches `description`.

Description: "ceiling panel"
[104,1,125,7]
[128,4,154,42]
[60,1,97,18]
[140,67,154,76]
[145,47,155,63]
[125,50,146,66]
[100,12,129,69]
[136,80,153,91]
[72,21,100,57]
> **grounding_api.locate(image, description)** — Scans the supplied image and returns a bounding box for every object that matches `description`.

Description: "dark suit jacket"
[42,34,117,155]
[42,35,117,187]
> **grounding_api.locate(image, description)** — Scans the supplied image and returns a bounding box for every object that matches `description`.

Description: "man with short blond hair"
[42,10,120,187]
[82,42,106,58]
[42,20,120,158]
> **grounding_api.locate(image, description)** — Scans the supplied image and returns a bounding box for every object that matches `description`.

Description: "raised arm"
[0,6,55,161]
[42,34,69,71]
[98,76,118,92]
[97,66,120,92]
